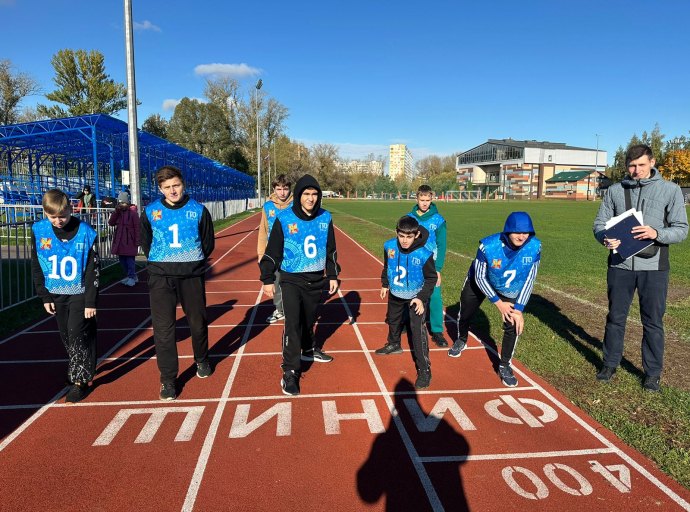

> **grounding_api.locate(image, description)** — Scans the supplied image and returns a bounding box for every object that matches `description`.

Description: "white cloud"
[162,97,207,111]
[134,20,161,32]
[194,63,261,78]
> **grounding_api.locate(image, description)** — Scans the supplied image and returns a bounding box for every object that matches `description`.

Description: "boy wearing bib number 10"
[375,216,437,389]
[31,189,100,403]
[140,166,216,400]
[448,212,541,388]
[260,174,340,396]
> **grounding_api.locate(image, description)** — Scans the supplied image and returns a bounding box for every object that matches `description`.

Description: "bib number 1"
[169,224,182,248]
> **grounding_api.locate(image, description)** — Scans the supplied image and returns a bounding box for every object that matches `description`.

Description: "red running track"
[0,212,689,511]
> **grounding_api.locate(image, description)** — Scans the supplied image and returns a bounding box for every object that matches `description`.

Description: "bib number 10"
[48,255,78,281]
[304,235,317,258]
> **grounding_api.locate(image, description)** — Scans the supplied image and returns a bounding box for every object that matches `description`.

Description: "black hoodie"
[380,226,437,303]
[259,174,339,284]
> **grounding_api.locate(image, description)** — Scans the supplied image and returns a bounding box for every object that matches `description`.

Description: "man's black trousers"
[53,294,97,384]
[148,275,209,384]
[279,276,323,372]
[457,276,518,367]
[603,267,668,376]
[386,293,430,372]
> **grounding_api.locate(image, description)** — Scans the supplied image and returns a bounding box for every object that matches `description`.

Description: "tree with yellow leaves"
[659,149,690,185]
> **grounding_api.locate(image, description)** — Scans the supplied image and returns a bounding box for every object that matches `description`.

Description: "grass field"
[325,198,690,490]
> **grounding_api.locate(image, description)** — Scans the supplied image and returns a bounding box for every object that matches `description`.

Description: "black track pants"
[53,294,97,384]
[280,277,324,372]
[148,275,209,384]
[386,293,430,372]
[457,276,518,367]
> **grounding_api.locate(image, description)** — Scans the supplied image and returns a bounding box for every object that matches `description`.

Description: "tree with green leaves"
[142,113,169,139]
[37,49,129,118]
[0,58,42,125]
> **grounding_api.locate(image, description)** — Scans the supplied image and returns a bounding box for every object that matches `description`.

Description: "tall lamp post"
[590,133,601,201]
[123,0,141,212]
[255,78,263,203]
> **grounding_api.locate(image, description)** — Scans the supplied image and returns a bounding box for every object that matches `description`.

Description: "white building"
[337,160,383,175]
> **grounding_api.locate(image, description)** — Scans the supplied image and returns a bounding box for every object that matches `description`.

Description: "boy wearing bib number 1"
[140,166,216,400]
[260,174,340,396]
[31,189,100,403]
[375,216,437,389]
[448,212,541,388]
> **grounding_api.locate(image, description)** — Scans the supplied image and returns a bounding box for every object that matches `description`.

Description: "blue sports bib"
[480,233,541,299]
[384,238,433,300]
[146,198,205,262]
[407,212,445,259]
[279,208,331,273]
[264,200,292,237]
[33,218,97,295]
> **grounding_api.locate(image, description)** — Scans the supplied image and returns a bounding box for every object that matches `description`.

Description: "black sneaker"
[596,366,617,382]
[301,347,334,363]
[196,360,213,378]
[159,382,177,401]
[415,368,432,390]
[281,370,300,396]
[65,383,89,404]
[498,365,518,387]
[431,332,449,348]
[374,343,403,355]
[448,338,466,358]
[643,375,660,393]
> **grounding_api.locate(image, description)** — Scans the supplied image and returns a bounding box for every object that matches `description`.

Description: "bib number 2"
[393,266,407,286]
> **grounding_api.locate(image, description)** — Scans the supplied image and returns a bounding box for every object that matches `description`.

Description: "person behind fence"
[592,144,688,392]
[259,174,340,396]
[74,184,96,212]
[109,190,140,287]
[257,174,293,324]
[139,165,216,401]
[374,216,437,390]
[447,212,541,388]
[31,189,100,404]
[406,184,450,348]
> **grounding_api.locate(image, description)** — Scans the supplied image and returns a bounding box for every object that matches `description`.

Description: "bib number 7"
[503,270,516,287]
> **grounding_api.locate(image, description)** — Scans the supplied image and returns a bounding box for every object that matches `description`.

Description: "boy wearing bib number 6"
[31,189,100,403]
[448,212,541,388]
[140,166,216,400]
[375,216,437,389]
[260,174,340,396]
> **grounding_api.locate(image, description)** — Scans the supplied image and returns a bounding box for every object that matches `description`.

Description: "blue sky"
[3,0,690,167]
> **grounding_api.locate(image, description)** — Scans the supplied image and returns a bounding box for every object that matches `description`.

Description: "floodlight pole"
[255,79,263,203]
[591,134,600,201]
[124,0,141,212]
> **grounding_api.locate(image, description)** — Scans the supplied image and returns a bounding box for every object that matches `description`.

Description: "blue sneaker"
[498,365,518,387]
[448,338,467,358]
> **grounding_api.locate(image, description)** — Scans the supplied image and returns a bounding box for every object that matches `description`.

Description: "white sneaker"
[124,277,136,287]
[132,275,139,283]
[266,311,285,323]
[120,277,130,285]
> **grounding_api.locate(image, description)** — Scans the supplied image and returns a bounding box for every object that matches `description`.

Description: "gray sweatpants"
[273,270,283,313]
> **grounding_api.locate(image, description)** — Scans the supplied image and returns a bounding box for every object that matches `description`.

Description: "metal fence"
[0,197,262,311]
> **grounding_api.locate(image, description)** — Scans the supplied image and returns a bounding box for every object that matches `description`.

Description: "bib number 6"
[304,235,317,258]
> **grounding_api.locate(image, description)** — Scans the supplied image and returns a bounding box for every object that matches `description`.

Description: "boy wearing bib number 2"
[448,212,541,388]
[375,216,437,389]
[140,166,216,400]
[32,189,100,403]
[260,174,340,396]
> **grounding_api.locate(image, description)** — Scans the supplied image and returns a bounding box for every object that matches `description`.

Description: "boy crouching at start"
[375,216,437,389]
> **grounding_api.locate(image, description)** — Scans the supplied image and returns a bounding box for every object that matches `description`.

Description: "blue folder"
[604,215,654,260]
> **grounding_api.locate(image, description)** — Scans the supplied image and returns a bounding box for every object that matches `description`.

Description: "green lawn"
[325,198,690,490]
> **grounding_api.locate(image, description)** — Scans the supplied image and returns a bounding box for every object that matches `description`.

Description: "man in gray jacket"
[593,144,688,392]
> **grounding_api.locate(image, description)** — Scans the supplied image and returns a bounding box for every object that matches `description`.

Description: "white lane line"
[419,448,616,463]
[335,285,443,512]
[181,287,263,512]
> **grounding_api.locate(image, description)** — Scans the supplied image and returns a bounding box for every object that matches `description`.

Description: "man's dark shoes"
[196,360,213,378]
[301,347,333,363]
[431,332,449,348]
[65,383,89,404]
[596,366,617,383]
[448,338,467,358]
[159,382,177,401]
[498,365,518,387]
[281,370,300,396]
[415,368,432,390]
[374,343,403,355]
[643,375,660,393]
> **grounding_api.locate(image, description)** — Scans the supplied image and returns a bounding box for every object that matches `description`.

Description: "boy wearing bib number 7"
[140,166,216,400]
[31,189,100,403]
[260,174,340,396]
[448,212,541,388]
[374,216,437,389]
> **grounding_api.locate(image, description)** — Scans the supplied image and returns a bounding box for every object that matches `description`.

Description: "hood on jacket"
[268,190,293,208]
[292,174,322,220]
[503,211,535,235]
[398,225,430,254]
[412,202,439,220]
[622,167,663,188]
